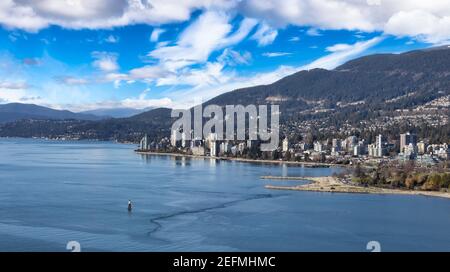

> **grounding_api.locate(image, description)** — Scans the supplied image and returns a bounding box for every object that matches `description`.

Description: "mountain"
[1,47,450,143]
[207,46,450,112]
[0,103,101,123]
[79,107,150,118]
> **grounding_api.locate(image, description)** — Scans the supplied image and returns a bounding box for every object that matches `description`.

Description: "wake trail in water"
[147,193,274,236]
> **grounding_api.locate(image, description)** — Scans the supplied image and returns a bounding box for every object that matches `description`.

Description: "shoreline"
[135,150,343,168]
[263,176,450,199]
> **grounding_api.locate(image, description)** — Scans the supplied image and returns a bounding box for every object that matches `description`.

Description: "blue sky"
[0,1,447,111]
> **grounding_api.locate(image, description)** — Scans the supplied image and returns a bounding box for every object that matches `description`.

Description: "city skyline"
[142,128,449,164]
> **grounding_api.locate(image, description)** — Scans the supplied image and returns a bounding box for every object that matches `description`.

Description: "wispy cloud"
[251,23,278,46]
[23,58,41,66]
[218,49,252,66]
[55,76,89,86]
[166,37,383,108]
[302,37,384,70]
[306,28,322,37]
[0,80,29,89]
[104,35,119,43]
[262,52,292,57]
[92,52,119,72]
[326,43,354,52]
[150,28,165,42]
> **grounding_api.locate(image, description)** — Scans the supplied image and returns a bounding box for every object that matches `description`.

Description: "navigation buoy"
[128,200,132,212]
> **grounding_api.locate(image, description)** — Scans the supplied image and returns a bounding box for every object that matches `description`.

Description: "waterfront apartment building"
[139,134,149,150]
[282,138,289,152]
[400,132,417,153]
[171,129,179,147]
[220,142,231,155]
[210,141,218,157]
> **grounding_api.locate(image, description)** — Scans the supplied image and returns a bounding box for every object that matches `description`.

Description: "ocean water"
[0,138,449,252]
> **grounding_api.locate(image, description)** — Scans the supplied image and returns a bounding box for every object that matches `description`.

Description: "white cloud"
[2,1,450,45]
[262,52,292,57]
[155,41,169,48]
[125,11,256,86]
[147,11,255,72]
[92,52,119,72]
[166,37,383,108]
[239,0,450,44]
[1,1,450,44]
[251,22,278,46]
[157,62,231,88]
[216,17,258,48]
[0,80,28,89]
[306,28,322,36]
[0,88,42,104]
[326,43,353,52]
[385,10,450,44]
[104,34,119,43]
[148,11,232,71]
[150,28,165,42]
[0,80,43,104]
[0,0,234,31]
[55,76,89,85]
[129,65,171,80]
[289,36,300,42]
[302,37,384,70]
[217,49,251,66]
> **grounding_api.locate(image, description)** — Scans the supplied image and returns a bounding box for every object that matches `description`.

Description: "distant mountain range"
[1,46,450,143]
[0,104,151,123]
[79,107,151,118]
[0,103,102,123]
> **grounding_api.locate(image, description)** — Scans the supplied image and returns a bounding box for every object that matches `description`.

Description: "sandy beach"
[263,176,450,199]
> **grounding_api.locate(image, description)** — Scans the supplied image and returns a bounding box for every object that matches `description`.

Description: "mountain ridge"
[0,103,102,123]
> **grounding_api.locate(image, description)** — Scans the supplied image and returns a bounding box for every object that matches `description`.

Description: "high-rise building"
[171,129,179,147]
[181,132,187,148]
[139,134,149,150]
[332,139,341,154]
[205,133,218,150]
[345,136,357,152]
[376,134,385,157]
[400,132,417,153]
[368,144,377,157]
[210,141,218,157]
[282,138,289,152]
[220,142,231,154]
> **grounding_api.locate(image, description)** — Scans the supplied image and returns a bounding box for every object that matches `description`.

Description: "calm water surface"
[0,138,449,252]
